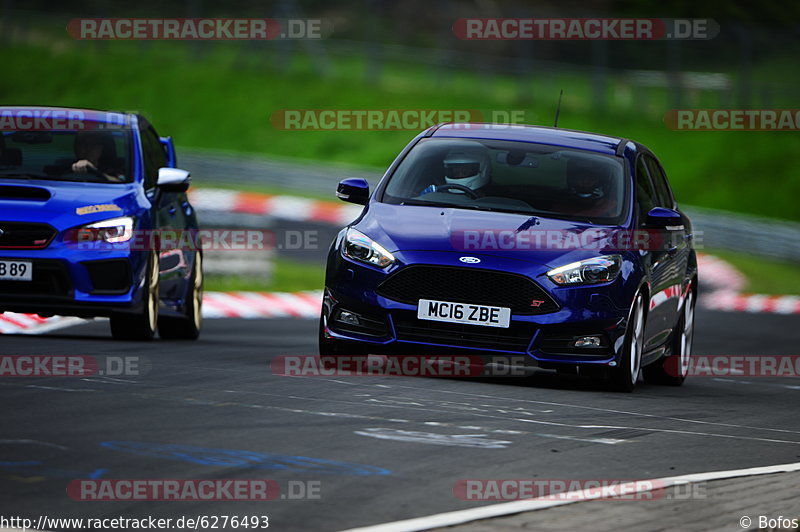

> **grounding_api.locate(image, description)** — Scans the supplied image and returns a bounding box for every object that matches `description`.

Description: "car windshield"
[382,137,628,224]
[0,129,133,184]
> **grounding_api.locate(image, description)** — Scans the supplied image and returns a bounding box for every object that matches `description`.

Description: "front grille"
[0,222,56,249]
[377,265,558,315]
[393,313,534,352]
[0,260,72,298]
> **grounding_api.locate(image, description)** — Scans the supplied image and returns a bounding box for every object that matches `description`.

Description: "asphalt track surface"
[1,304,800,532]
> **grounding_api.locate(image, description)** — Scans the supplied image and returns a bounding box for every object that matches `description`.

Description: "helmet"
[566,157,611,201]
[443,147,490,191]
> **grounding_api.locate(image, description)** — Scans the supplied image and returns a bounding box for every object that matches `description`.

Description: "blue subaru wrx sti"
[0,107,202,340]
[321,123,697,391]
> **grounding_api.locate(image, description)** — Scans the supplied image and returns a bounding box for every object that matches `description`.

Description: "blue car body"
[321,123,697,390]
[0,106,201,340]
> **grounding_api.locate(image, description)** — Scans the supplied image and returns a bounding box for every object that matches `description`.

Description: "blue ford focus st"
[321,123,697,391]
[0,107,202,340]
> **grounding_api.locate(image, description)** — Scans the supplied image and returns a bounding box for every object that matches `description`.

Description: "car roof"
[0,105,137,128]
[429,123,628,156]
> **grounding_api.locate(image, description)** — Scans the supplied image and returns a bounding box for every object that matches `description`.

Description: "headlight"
[547,255,622,286]
[69,216,134,243]
[342,228,395,268]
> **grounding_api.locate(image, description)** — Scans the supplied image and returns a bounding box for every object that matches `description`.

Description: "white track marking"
[341,461,800,532]
[370,383,800,436]
[219,388,800,446]
[0,439,67,450]
[355,428,513,449]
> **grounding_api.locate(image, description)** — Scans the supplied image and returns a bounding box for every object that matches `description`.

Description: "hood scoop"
[0,185,52,201]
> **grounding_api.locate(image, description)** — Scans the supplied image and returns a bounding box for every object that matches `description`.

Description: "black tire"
[318,312,368,371]
[110,252,159,341]
[159,253,203,340]
[643,289,695,386]
[607,292,645,393]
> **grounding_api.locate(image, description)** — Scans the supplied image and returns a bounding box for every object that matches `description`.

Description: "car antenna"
[553,89,564,127]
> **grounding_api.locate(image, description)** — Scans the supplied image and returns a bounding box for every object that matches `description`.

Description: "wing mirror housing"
[336,178,369,205]
[156,167,191,193]
[646,207,684,230]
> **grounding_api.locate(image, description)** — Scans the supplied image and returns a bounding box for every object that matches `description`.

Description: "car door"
[634,155,668,352]
[643,153,688,346]
[141,124,188,304]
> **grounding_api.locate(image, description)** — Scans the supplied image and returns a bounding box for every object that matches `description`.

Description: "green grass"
[2,40,799,220]
[204,257,323,293]
[707,249,800,296]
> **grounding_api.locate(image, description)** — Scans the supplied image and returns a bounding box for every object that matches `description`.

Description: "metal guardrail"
[181,148,800,263]
[682,206,800,262]
[180,148,378,197]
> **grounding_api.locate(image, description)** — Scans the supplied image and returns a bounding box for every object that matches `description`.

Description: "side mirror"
[157,167,191,192]
[646,207,683,230]
[159,136,177,167]
[336,178,369,205]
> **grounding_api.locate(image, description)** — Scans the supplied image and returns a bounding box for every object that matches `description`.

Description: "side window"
[635,156,656,222]
[644,155,675,208]
[141,126,167,189]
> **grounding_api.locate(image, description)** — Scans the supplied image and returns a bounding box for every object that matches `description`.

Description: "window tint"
[141,126,167,189]
[635,156,656,221]
[381,137,628,224]
[0,130,132,184]
[644,155,675,208]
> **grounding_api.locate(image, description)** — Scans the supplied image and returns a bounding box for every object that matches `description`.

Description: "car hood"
[0,179,144,229]
[355,202,626,269]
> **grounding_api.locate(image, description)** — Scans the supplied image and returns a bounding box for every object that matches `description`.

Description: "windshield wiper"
[400,199,495,211]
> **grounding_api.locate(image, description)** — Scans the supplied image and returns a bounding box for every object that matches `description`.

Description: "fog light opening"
[335,309,362,326]
[573,336,603,348]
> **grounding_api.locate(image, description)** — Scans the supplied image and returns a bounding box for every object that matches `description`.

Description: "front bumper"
[0,245,147,318]
[323,254,636,367]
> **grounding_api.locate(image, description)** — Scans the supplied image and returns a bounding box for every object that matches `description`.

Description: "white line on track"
[340,461,800,532]
[363,382,800,436]
[214,387,800,446]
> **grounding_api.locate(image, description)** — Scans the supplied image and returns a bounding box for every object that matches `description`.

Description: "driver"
[72,131,124,182]
[420,146,492,197]
[553,157,618,218]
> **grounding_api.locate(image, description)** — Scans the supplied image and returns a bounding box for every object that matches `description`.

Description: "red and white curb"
[0,291,323,335]
[696,253,746,293]
[696,253,800,314]
[201,290,321,319]
[188,188,362,225]
[703,291,800,314]
[0,314,89,335]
